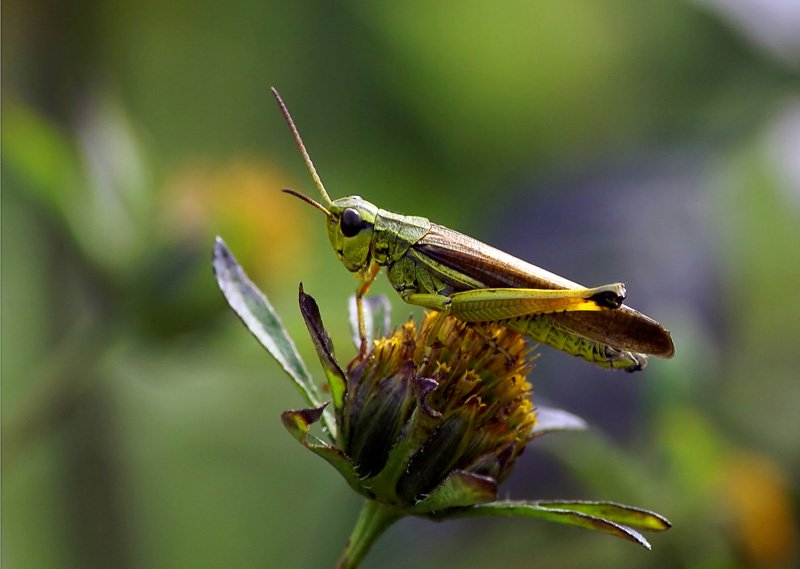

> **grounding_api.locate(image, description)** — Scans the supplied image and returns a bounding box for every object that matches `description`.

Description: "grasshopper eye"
[340,208,366,238]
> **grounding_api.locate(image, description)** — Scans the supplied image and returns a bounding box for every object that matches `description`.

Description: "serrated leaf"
[535,501,671,531]
[446,501,656,549]
[213,237,335,437]
[410,470,497,514]
[281,407,365,497]
[298,285,347,415]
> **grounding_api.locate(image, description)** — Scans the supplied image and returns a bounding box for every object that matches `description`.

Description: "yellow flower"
[213,238,671,569]
[341,313,536,506]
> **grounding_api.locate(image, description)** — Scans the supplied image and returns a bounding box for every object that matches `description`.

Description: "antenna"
[271,87,333,208]
[282,188,330,217]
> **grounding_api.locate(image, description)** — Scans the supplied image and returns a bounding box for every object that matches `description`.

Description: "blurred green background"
[4,1,800,568]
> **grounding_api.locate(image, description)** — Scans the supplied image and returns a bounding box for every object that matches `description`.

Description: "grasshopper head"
[283,190,378,272]
[326,196,379,272]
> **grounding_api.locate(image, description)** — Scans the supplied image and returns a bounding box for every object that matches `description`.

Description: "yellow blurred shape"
[724,451,797,568]
[161,158,313,284]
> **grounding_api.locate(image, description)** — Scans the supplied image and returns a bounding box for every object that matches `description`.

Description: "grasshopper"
[271,88,674,371]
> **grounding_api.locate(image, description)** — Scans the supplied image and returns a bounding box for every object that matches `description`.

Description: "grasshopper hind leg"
[506,315,648,372]
[602,346,648,372]
[589,284,627,309]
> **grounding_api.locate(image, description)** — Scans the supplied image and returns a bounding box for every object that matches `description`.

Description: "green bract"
[213,238,671,569]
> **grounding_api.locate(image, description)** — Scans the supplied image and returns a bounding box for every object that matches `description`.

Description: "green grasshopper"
[271,88,674,371]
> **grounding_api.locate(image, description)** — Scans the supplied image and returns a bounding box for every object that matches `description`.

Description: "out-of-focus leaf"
[447,501,657,549]
[349,295,392,349]
[4,102,80,213]
[411,470,496,514]
[281,407,364,497]
[531,406,588,437]
[6,97,153,276]
[213,237,336,437]
[74,92,153,272]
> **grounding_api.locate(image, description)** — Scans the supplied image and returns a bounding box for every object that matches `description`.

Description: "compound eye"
[340,208,365,238]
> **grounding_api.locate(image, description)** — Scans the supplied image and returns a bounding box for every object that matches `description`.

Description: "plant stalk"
[335,499,402,569]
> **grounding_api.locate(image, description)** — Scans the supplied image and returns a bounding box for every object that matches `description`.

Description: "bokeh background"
[4,1,800,568]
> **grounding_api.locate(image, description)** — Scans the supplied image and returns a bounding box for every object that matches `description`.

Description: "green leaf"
[410,470,497,514]
[281,407,366,498]
[213,237,335,437]
[535,501,671,531]
[446,501,658,549]
[298,285,347,415]
[7,97,153,275]
[4,102,80,213]
[531,406,588,438]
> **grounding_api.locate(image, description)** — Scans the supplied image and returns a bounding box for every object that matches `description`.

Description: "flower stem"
[335,500,402,569]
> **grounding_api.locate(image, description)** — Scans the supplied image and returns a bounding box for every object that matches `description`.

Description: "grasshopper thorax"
[326,196,379,272]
